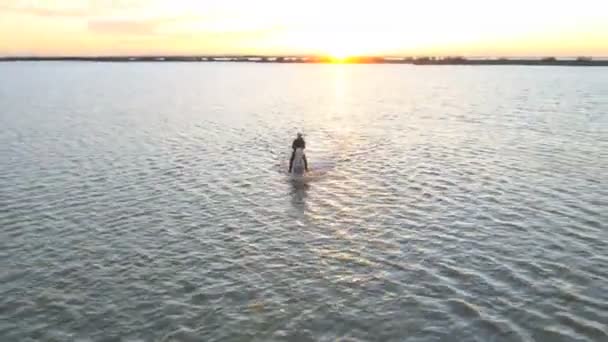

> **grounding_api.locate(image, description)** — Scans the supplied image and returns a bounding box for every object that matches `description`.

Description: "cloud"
[87,14,207,36]
[0,0,150,18]
[88,19,160,35]
[0,5,89,17]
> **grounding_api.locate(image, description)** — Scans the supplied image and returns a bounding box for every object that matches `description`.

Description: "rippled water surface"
[1,62,607,341]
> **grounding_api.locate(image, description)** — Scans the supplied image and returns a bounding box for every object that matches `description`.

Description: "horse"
[291,147,307,176]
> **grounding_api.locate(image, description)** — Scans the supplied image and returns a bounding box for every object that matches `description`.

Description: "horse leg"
[289,151,295,172]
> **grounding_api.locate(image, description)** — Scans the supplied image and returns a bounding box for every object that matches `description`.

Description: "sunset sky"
[1,0,607,57]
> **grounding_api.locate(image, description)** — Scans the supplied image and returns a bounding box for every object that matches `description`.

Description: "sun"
[328,47,353,63]
[324,39,369,62]
[330,53,349,63]
[318,34,371,62]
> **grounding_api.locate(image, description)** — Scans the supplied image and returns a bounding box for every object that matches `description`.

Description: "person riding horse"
[289,133,309,173]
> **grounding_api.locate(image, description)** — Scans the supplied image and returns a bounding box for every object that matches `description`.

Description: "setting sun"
[329,50,350,63]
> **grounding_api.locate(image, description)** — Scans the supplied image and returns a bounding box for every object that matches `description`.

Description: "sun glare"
[330,52,349,63]
[327,45,356,63]
[323,36,377,62]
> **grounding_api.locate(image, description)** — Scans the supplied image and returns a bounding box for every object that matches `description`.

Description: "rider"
[289,132,309,173]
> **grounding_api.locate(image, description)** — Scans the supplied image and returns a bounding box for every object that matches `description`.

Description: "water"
[1,62,607,341]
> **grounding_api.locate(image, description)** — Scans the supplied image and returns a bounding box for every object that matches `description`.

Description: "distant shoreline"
[1,56,607,66]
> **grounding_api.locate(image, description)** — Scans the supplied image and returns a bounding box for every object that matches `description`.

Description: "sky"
[1,0,607,57]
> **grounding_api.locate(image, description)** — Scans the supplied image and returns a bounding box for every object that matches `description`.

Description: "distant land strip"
[1,56,607,66]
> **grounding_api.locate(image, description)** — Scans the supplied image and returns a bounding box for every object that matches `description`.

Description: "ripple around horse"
[283,148,336,183]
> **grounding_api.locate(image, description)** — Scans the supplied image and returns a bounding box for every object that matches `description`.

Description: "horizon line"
[3,55,608,67]
[2,54,608,59]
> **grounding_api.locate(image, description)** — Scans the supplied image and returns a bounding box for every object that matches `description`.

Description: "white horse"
[291,148,307,176]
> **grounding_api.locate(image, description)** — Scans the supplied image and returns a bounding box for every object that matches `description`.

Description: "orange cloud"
[0,0,150,18]
[0,5,89,17]
[88,19,159,35]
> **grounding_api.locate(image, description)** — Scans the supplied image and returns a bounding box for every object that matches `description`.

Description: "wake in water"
[278,156,336,181]
[279,155,336,182]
